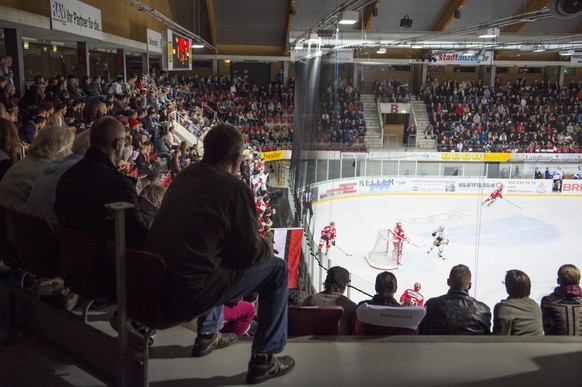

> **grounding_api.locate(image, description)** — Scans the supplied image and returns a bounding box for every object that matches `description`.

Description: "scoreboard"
[162,29,192,71]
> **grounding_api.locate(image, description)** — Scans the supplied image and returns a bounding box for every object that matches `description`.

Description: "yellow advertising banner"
[483,153,512,162]
[452,153,461,160]
[262,150,284,161]
[441,153,451,160]
[472,153,482,161]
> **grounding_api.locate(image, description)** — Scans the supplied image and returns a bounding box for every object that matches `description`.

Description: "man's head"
[90,116,126,163]
[323,266,350,294]
[447,264,472,290]
[557,264,580,286]
[202,123,244,174]
[504,269,531,298]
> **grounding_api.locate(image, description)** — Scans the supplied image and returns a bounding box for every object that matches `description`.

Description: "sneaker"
[191,332,238,357]
[246,354,295,384]
[109,312,156,346]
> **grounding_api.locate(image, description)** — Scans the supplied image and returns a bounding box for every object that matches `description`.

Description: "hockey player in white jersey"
[573,166,582,180]
[552,166,564,192]
[427,225,449,259]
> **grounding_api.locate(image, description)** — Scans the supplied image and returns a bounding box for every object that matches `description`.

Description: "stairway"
[360,94,383,149]
[411,100,437,150]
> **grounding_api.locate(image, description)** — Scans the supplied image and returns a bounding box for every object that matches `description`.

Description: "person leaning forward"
[146,123,295,384]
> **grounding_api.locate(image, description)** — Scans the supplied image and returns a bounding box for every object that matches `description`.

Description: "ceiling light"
[411,42,422,49]
[532,45,546,52]
[376,47,386,54]
[192,44,204,49]
[559,50,574,56]
[338,11,358,25]
[478,27,500,38]
[295,42,304,50]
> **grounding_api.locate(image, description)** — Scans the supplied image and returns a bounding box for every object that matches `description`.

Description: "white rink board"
[311,191,582,312]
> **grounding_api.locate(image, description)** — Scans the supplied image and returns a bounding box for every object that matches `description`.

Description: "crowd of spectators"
[291,263,582,337]
[421,77,582,153]
[314,77,367,149]
[372,78,409,103]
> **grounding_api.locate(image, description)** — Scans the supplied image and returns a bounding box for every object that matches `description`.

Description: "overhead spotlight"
[338,10,359,24]
[478,27,500,38]
[454,9,461,19]
[400,15,413,28]
[532,44,546,52]
[559,50,575,56]
[411,42,423,49]
[376,47,386,54]
[373,7,378,17]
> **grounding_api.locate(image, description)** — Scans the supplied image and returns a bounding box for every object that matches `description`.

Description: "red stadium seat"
[288,306,344,336]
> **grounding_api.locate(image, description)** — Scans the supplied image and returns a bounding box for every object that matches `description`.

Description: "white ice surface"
[311,193,582,311]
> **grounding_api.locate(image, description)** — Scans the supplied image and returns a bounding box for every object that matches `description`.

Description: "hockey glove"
[432,232,436,237]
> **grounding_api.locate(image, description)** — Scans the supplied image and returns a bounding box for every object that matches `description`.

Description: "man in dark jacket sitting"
[419,264,491,335]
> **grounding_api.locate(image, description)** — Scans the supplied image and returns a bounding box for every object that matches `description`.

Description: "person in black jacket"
[419,264,491,335]
[55,116,149,299]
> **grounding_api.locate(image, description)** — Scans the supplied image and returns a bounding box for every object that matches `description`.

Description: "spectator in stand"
[493,270,543,336]
[26,129,91,224]
[419,264,491,335]
[19,81,47,112]
[534,167,543,179]
[0,118,20,181]
[55,116,149,298]
[166,126,180,149]
[135,143,159,182]
[48,103,67,127]
[101,62,111,86]
[146,123,294,384]
[0,55,14,85]
[20,116,46,145]
[178,141,190,169]
[358,271,401,307]
[302,266,356,335]
[222,298,257,337]
[541,264,582,335]
[136,182,166,228]
[153,131,172,164]
[170,148,182,176]
[0,125,74,212]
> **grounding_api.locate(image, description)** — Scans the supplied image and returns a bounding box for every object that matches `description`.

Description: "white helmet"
[396,221,402,227]
[438,225,444,232]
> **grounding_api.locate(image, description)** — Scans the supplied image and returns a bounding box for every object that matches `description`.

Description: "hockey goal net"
[365,229,402,270]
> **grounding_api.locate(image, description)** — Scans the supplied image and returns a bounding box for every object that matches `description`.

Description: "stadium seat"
[9,209,61,286]
[354,304,426,336]
[288,306,344,336]
[54,224,114,322]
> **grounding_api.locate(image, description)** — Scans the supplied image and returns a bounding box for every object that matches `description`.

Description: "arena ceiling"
[168,0,582,59]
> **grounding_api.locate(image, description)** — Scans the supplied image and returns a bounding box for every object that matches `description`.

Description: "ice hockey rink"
[310,192,582,311]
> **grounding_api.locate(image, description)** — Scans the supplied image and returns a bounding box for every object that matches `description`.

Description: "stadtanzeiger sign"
[50,0,103,40]
[432,51,494,65]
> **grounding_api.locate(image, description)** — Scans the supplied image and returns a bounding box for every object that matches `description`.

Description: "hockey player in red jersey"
[392,221,407,265]
[400,282,425,307]
[482,183,504,207]
[318,221,337,255]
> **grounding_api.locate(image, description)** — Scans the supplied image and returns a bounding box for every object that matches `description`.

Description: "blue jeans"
[197,256,288,354]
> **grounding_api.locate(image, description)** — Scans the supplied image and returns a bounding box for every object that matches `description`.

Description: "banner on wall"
[273,228,304,288]
[50,0,103,40]
[430,51,494,65]
[570,55,582,67]
[146,29,162,53]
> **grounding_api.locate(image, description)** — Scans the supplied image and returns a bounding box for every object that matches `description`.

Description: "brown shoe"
[191,332,238,357]
[246,354,295,384]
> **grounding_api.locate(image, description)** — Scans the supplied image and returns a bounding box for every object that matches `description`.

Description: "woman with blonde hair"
[0,125,74,211]
[0,118,20,181]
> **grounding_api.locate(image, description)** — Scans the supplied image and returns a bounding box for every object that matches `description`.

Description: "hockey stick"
[406,238,421,248]
[334,244,352,256]
[502,197,522,209]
